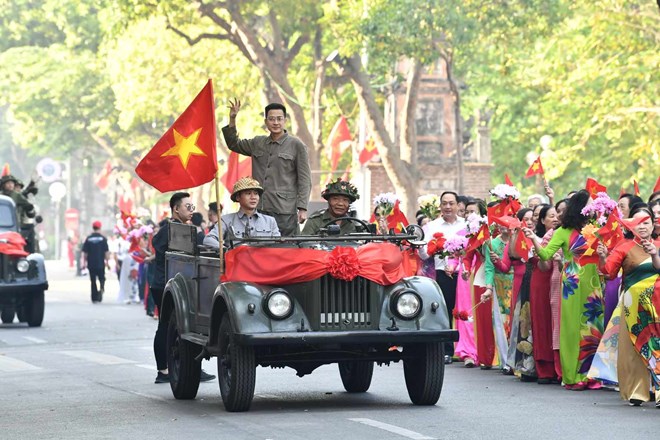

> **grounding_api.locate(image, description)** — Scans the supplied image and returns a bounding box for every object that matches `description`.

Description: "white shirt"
[419,216,466,270]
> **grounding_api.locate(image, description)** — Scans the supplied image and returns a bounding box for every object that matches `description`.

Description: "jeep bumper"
[234,329,459,346]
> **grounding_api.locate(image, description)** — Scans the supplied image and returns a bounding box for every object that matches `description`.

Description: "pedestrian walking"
[81,221,109,303]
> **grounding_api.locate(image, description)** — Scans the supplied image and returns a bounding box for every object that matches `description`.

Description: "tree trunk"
[338,55,418,220]
[400,59,422,166]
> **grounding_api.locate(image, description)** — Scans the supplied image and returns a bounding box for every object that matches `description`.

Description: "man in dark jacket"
[151,192,215,384]
[82,221,109,303]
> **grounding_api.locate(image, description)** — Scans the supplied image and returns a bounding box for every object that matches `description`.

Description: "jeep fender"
[161,273,194,333]
[208,281,312,347]
[380,276,451,331]
[27,253,48,289]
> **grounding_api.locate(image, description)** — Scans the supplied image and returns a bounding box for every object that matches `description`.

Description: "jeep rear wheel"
[1,308,15,324]
[403,343,445,405]
[338,361,374,393]
[217,314,255,412]
[166,314,201,399]
[26,291,44,327]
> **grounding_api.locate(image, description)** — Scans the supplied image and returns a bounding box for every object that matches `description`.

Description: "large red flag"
[585,177,607,199]
[220,151,252,192]
[358,138,378,165]
[524,156,544,178]
[653,176,660,193]
[326,116,352,173]
[135,80,218,192]
[95,160,113,191]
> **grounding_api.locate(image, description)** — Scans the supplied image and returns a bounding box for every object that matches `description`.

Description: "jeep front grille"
[319,275,373,330]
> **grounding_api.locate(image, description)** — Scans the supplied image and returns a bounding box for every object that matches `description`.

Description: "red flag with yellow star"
[524,156,544,178]
[135,80,217,192]
[585,177,607,199]
[597,211,623,251]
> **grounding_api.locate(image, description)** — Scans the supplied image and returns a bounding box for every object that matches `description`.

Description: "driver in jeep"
[302,178,365,235]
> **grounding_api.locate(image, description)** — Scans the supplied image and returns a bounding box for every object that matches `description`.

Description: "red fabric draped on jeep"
[0,232,28,257]
[221,242,408,286]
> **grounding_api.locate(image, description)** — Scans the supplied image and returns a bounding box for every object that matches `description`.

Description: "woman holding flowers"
[524,190,605,390]
[597,205,660,407]
[462,207,495,368]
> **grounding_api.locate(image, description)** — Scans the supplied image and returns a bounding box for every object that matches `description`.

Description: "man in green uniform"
[1,175,35,227]
[302,179,364,235]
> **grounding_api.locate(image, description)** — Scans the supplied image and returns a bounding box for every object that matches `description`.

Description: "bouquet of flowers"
[417,194,440,220]
[443,234,469,257]
[426,232,446,256]
[490,184,521,202]
[465,213,487,237]
[373,192,399,216]
[580,192,618,226]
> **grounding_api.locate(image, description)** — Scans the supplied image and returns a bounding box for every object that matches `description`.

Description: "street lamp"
[49,181,67,260]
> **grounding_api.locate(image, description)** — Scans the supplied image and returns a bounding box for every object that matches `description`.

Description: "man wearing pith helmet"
[302,178,364,235]
[203,177,280,248]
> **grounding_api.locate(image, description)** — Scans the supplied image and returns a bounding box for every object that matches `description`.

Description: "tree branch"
[165,20,230,46]
[284,35,310,70]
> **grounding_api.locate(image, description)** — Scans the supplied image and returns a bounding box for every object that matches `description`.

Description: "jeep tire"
[403,342,445,405]
[217,314,256,412]
[338,361,374,393]
[1,308,15,324]
[166,313,201,399]
[26,290,44,327]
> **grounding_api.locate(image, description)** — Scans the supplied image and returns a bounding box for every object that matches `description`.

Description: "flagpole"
[215,170,224,274]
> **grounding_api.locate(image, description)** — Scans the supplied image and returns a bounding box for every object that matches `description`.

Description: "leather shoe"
[443,355,453,365]
[200,369,216,382]
[154,372,169,384]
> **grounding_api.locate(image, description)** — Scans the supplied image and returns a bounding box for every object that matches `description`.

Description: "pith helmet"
[321,178,359,203]
[231,177,264,202]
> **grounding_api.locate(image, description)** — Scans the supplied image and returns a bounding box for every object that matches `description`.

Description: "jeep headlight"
[16,259,30,273]
[264,289,293,320]
[391,290,422,320]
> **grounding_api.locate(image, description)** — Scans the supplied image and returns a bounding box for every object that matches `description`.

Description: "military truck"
[0,195,48,326]
[160,221,457,412]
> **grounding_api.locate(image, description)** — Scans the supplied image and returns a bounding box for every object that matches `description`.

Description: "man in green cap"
[302,178,364,235]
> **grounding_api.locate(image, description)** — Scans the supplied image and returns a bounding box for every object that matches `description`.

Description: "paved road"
[1,261,657,440]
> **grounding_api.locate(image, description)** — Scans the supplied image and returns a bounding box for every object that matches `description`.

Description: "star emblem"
[161,128,206,168]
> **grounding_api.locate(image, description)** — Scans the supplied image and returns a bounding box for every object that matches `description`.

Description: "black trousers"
[435,270,458,357]
[151,287,167,371]
[88,267,105,302]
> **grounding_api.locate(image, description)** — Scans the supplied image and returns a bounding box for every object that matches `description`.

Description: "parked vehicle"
[0,195,48,326]
[161,222,457,411]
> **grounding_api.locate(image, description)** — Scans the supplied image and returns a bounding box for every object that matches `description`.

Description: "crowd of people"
[413,185,660,408]
[79,98,660,402]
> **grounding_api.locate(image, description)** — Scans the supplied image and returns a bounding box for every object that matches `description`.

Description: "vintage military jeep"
[160,221,457,412]
[0,195,48,326]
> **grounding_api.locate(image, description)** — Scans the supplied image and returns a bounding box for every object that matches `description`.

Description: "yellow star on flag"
[612,221,618,229]
[477,230,484,240]
[532,163,539,171]
[584,247,595,256]
[521,241,527,250]
[161,128,206,168]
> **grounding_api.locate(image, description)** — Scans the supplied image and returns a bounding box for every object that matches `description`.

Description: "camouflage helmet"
[0,174,18,186]
[321,178,359,203]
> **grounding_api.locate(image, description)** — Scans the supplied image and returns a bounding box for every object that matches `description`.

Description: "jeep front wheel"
[338,361,374,393]
[217,314,255,412]
[403,343,445,405]
[26,291,44,327]
[1,308,15,324]
[166,314,201,399]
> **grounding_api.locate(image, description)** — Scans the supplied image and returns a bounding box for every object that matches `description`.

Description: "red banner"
[222,242,408,286]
